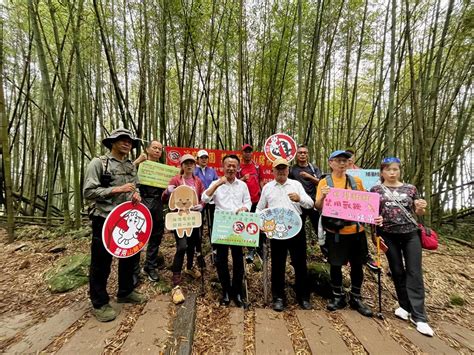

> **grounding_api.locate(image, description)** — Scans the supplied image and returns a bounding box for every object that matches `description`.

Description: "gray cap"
[102,128,140,149]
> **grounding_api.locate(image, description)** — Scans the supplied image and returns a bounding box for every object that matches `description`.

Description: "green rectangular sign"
[211,210,260,247]
[137,160,180,188]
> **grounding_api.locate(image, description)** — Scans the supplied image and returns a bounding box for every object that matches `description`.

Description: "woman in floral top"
[370,157,433,337]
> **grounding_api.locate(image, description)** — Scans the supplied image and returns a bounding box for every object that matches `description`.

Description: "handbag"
[417,219,439,250]
[380,184,438,250]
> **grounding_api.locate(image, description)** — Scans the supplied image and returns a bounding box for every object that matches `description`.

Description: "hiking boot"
[272,298,285,312]
[220,291,230,306]
[327,297,347,311]
[92,304,118,322]
[245,249,256,264]
[233,294,244,308]
[349,296,373,317]
[172,286,185,305]
[184,267,201,279]
[143,268,160,282]
[394,307,410,321]
[298,298,313,310]
[410,316,434,337]
[117,291,147,304]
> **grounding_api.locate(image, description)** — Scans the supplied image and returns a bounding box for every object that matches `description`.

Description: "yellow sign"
[137,160,180,188]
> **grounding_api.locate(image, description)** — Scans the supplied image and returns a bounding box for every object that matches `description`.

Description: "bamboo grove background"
[0,0,472,238]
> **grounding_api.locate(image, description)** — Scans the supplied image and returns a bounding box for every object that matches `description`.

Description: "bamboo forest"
[0,1,472,236]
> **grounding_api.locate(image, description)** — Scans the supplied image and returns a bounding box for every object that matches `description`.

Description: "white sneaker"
[394,307,410,321]
[410,316,434,337]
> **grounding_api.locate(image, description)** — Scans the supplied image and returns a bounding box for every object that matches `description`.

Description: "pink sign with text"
[322,188,380,224]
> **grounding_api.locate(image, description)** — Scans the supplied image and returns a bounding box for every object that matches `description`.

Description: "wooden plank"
[255,309,293,354]
[165,293,197,355]
[439,322,474,351]
[121,296,169,353]
[56,303,124,355]
[0,313,33,341]
[400,325,457,354]
[341,311,406,354]
[5,301,87,353]
[228,308,244,354]
[296,310,350,354]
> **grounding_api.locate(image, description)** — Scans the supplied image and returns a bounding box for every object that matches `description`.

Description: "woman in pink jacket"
[162,154,205,304]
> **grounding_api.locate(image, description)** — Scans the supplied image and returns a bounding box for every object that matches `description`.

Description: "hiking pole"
[375,234,384,320]
[197,228,205,296]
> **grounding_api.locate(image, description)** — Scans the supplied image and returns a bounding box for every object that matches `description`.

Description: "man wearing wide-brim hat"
[83,128,147,322]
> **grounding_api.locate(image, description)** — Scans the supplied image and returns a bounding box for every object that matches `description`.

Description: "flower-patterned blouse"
[370,183,419,234]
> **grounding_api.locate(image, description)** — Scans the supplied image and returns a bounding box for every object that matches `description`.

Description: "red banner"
[164,146,274,184]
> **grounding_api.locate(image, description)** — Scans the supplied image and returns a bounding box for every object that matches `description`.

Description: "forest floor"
[0,220,472,354]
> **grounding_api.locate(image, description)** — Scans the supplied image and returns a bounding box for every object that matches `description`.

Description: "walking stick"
[375,233,384,319]
[242,253,250,310]
[197,228,205,296]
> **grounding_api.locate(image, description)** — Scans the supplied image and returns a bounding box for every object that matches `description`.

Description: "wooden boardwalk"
[1,294,471,354]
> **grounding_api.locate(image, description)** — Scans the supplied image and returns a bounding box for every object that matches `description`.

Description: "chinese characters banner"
[322,188,380,224]
[164,146,274,183]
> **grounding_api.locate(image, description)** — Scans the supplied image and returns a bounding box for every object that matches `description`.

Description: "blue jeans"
[381,230,427,322]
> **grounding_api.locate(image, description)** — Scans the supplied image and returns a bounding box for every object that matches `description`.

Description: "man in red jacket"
[238,144,264,262]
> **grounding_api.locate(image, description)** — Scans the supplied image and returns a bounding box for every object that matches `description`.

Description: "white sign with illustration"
[259,207,302,240]
[165,185,202,238]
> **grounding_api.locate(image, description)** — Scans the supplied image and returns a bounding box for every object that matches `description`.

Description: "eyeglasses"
[382,157,401,164]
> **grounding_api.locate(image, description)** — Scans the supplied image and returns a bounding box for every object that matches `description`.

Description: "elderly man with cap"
[239,144,264,263]
[194,150,219,248]
[83,128,146,322]
[315,150,383,317]
[202,154,251,307]
[256,158,314,312]
[132,140,165,283]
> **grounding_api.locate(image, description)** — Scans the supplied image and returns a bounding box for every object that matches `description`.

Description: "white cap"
[197,149,209,158]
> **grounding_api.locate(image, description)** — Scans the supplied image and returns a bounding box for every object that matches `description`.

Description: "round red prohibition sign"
[264,133,297,162]
[246,222,259,235]
[102,201,153,258]
[167,150,181,164]
[233,221,245,234]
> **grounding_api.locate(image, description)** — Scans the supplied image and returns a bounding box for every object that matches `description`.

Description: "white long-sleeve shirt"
[202,178,252,212]
[256,178,313,214]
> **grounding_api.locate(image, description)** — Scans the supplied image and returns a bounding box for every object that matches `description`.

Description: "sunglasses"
[382,157,401,164]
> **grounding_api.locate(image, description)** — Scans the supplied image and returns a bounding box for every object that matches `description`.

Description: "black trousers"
[89,216,138,309]
[171,228,201,273]
[270,230,309,301]
[143,197,165,270]
[215,244,244,296]
[381,230,427,322]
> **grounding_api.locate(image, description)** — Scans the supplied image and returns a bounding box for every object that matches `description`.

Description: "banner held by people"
[211,210,260,247]
[347,169,380,190]
[165,185,202,238]
[259,207,302,240]
[102,201,153,258]
[137,160,180,188]
[322,188,380,224]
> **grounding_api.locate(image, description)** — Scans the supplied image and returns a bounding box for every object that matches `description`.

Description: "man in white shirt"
[257,158,314,311]
[202,154,251,307]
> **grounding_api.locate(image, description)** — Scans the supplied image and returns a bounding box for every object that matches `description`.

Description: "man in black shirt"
[289,145,322,239]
